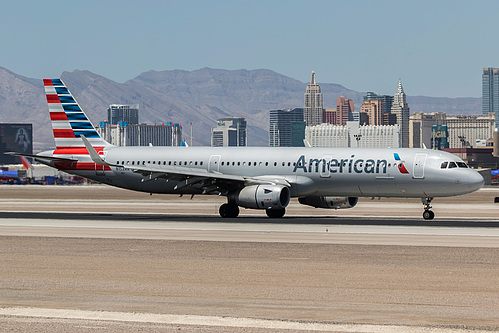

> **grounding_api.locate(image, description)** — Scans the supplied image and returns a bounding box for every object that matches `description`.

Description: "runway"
[0,185,498,332]
[0,212,498,248]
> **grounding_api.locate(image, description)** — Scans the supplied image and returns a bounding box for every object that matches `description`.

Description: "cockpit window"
[448,161,457,168]
[457,162,468,168]
[440,162,448,169]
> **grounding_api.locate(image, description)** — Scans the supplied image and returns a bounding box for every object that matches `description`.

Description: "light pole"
[458,135,466,159]
[354,134,362,148]
[190,121,193,146]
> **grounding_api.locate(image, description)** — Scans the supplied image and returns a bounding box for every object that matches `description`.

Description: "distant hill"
[0,66,482,150]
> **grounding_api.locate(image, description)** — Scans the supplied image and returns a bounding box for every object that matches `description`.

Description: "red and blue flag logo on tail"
[43,78,109,149]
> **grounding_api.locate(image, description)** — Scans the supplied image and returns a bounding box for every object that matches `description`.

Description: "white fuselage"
[43,146,484,199]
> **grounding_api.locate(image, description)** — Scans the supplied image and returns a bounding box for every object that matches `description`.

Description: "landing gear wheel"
[266,208,286,218]
[423,210,435,220]
[421,197,435,220]
[219,203,239,218]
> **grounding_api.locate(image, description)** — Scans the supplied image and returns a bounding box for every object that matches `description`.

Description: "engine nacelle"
[231,185,290,210]
[298,196,358,209]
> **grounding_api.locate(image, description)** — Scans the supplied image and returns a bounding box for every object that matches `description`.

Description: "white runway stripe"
[0,307,489,333]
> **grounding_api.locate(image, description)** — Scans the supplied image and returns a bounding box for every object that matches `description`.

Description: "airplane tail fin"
[43,79,112,150]
[20,156,34,170]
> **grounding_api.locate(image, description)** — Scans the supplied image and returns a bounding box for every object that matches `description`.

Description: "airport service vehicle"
[11,79,484,219]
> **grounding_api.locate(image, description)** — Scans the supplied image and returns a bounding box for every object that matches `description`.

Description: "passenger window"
[132,161,135,165]
[265,162,268,166]
[274,162,277,166]
[457,162,468,168]
[237,162,240,166]
[195,161,198,165]
[169,161,172,165]
[441,162,448,169]
[448,162,457,168]
[200,161,203,166]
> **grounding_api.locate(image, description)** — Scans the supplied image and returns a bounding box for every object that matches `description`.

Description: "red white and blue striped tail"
[43,78,111,150]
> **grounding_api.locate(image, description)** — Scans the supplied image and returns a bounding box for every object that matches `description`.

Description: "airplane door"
[208,155,221,173]
[413,153,427,179]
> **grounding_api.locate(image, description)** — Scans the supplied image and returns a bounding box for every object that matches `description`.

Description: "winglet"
[81,135,113,166]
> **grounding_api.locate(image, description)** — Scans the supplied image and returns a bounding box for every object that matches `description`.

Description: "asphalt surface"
[1,211,499,228]
[0,185,498,332]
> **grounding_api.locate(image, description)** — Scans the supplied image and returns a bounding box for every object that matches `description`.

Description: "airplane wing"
[81,136,286,195]
[132,165,295,195]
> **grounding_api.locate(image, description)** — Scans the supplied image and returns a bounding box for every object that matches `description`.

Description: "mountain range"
[0,66,481,150]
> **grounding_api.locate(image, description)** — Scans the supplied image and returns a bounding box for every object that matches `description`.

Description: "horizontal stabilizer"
[4,152,78,166]
[4,152,77,163]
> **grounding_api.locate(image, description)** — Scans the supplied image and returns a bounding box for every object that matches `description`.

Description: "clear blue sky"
[1,0,497,97]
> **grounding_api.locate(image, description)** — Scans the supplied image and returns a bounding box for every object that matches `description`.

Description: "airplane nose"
[465,170,484,192]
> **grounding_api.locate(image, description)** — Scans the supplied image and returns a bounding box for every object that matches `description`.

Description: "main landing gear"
[421,197,435,220]
[265,208,286,218]
[219,203,286,218]
[219,203,239,218]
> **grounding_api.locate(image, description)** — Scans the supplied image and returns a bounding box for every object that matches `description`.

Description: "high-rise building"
[360,99,383,125]
[482,67,499,128]
[305,122,399,148]
[409,112,446,148]
[304,71,323,126]
[445,113,495,148]
[391,80,410,147]
[97,122,182,146]
[322,108,336,124]
[336,96,354,126]
[211,117,247,147]
[107,104,139,125]
[269,108,304,147]
[364,92,394,120]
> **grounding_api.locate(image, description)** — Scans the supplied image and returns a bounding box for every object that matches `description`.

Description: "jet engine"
[231,185,290,210]
[298,196,358,209]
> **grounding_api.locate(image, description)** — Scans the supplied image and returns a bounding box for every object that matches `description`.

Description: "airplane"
[492,169,499,180]
[8,78,484,220]
[0,156,34,180]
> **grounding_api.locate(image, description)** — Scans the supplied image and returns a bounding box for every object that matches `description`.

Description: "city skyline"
[2,1,499,98]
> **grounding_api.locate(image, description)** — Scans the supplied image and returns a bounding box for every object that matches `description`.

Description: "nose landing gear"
[421,197,435,220]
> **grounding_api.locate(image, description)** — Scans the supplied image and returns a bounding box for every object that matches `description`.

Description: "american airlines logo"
[394,153,409,174]
[293,155,389,174]
[292,154,410,175]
